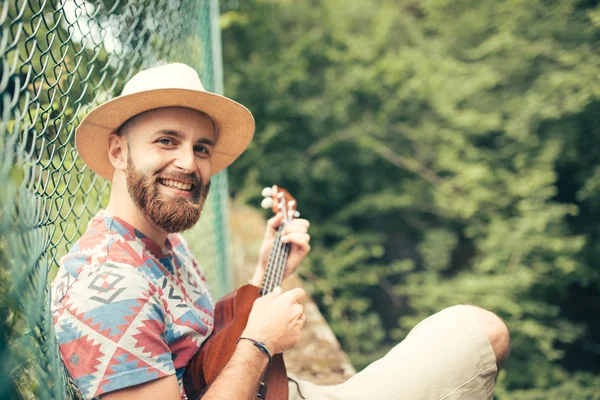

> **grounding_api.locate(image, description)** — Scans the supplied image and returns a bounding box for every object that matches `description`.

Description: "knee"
[462,305,510,368]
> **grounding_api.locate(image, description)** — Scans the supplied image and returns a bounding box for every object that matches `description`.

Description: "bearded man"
[51,64,510,400]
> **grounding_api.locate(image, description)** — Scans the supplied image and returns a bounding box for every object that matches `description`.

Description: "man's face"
[122,107,215,233]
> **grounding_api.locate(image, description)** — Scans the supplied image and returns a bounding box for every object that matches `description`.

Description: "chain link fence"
[0,0,231,398]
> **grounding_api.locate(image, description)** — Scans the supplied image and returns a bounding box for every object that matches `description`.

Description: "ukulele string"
[261,226,280,294]
[262,193,297,295]
[273,228,289,288]
[273,201,294,289]
[275,243,291,288]
[263,194,285,295]
[268,210,292,294]
[265,196,290,294]
[262,224,285,295]
[268,225,287,292]
[268,202,295,292]
[266,225,287,294]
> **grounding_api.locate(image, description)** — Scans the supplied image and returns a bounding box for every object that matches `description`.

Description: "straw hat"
[75,63,255,180]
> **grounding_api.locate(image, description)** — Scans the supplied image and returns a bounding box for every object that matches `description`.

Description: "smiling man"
[51,63,510,400]
[51,64,311,400]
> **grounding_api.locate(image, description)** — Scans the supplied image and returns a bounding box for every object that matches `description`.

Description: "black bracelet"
[237,336,273,362]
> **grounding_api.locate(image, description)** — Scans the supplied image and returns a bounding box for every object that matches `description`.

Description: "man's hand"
[242,287,307,354]
[199,287,306,400]
[251,213,310,286]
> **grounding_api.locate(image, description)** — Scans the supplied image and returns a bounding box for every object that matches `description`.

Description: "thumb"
[266,286,282,296]
[264,213,283,239]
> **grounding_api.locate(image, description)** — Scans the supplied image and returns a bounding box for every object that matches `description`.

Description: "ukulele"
[183,185,300,400]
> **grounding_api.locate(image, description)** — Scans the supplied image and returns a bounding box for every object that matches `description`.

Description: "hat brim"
[75,88,255,180]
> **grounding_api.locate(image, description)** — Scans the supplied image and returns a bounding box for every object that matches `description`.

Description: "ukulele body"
[183,284,289,400]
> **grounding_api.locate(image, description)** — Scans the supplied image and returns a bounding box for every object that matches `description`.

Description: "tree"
[221,0,600,397]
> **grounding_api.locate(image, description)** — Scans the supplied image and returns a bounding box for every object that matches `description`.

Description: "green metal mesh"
[0,0,231,398]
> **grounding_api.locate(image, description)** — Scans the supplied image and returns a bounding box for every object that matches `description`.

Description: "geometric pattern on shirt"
[50,210,215,400]
[88,267,126,304]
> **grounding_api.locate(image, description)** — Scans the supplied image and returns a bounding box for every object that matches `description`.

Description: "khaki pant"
[289,305,498,400]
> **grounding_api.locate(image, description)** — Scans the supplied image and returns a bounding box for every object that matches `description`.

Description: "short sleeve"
[53,262,175,399]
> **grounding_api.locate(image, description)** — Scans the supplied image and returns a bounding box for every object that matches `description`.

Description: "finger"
[282,224,309,235]
[293,303,304,316]
[285,242,311,260]
[286,246,310,270]
[282,233,311,246]
[283,287,306,302]
[290,218,310,229]
[299,313,307,326]
[264,286,282,297]
[288,247,311,265]
[266,213,284,232]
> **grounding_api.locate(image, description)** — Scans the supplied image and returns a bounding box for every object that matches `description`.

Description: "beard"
[125,154,211,233]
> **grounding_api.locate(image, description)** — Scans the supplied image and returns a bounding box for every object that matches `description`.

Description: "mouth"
[158,178,195,192]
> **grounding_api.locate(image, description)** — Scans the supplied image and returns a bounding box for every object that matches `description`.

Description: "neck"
[105,178,169,247]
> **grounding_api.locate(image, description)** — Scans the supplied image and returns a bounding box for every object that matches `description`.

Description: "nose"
[172,145,197,174]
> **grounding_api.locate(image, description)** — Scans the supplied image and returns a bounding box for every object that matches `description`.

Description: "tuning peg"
[261,197,274,209]
[261,187,273,197]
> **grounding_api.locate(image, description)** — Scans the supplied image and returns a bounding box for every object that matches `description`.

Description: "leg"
[288,305,509,400]
[462,305,510,369]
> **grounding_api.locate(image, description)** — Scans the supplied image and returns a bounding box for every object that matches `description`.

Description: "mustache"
[154,171,203,187]
[151,169,211,206]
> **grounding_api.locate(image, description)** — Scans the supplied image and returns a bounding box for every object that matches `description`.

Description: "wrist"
[237,336,273,362]
[241,329,279,354]
[235,337,271,366]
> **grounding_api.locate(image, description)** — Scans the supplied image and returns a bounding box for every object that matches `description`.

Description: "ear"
[107,134,127,171]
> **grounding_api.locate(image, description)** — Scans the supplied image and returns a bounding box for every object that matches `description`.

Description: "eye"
[194,145,211,157]
[157,138,175,146]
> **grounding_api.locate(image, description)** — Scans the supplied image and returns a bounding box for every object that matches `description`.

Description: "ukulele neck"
[258,185,299,296]
[260,224,290,295]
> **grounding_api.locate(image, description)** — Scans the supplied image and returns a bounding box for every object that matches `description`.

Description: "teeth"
[162,179,192,191]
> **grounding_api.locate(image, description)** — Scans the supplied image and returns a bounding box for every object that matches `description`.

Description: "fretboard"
[260,224,290,295]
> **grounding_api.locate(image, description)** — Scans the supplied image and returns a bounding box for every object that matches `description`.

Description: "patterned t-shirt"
[51,210,214,399]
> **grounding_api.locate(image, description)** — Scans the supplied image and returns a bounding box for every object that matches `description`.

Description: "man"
[51,63,510,400]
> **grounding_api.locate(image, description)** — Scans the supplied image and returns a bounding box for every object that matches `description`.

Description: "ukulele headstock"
[261,185,300,223]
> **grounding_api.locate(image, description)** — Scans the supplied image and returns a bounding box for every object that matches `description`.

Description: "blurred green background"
[221,0,600,398]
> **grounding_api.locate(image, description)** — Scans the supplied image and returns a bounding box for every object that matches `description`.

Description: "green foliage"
[2,0,224,398]
[222,0,600,397]
[0,156,68,400]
